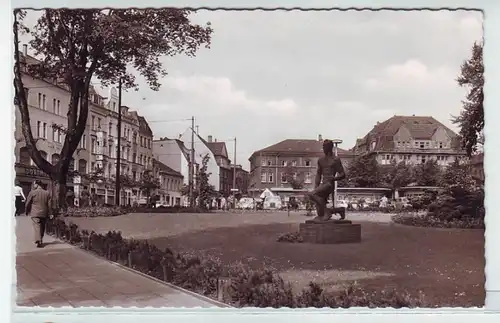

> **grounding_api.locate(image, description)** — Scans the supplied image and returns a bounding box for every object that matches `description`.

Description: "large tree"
[283,165,305,189]
[13,9,212,209]
[414,159,442,187]
[196,154,217,209]
[453,41,484,156]
[346,153,380,188]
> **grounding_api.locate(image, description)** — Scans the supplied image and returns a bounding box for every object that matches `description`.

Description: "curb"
[48,233,232,308]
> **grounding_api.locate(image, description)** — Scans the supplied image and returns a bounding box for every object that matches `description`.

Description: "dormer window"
[371,141,376,150]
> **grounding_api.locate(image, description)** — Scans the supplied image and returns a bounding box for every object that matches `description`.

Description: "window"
[43,122,47,138]
[53,98,57,113]
[108,122,113,135]
[37,121,41,137]
[261,159,266,166]
[281,160,287,167]
[260,172,267,183]
[397,141,401,147]
[91,162,96,172]
[292,160,297,167]
[267,160,272,166]
[419,142,424,149]
[80,135,86,149]
[91,116,95,130]
[52,127,57,141]
[305,160,311,167]
[425,142,430,148]
[97,118,101,129]
[133,153,137,163]
[112,102,116,112]
[42,94,46,110]
[305,172,312,184]
[91,139,96,153]
[57,100,61,115]
[281,172,287,183]
[19,147,31,165]
[268,173,274,183]
[37,93,42,109]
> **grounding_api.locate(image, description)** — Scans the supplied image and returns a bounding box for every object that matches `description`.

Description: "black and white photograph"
[12,7,485,309]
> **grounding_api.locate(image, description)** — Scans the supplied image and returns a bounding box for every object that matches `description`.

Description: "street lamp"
[331,139,343,208]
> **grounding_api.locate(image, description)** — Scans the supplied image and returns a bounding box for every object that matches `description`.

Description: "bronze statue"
[307,139,346,221]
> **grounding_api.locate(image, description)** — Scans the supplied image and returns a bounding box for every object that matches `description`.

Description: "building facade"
[202,135,233,197]
[152,159,183,206]
[14,47,154,206]
[247,136,354,196]
[352,115,466,166]
[231,164,250,194]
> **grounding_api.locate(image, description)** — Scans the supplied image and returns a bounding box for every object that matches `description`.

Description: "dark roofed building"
[152,158,184,206]
[353,115,466,166]
[248,135,354,195]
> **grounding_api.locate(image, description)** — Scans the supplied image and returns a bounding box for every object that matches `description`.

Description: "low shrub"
[128,206,209,214]
[276,232,304,243]
[45,218,427,308]
[63,206,127,217]
[392,213,484,229]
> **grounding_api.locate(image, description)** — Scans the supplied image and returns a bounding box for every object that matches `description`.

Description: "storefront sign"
[17,165,49,178]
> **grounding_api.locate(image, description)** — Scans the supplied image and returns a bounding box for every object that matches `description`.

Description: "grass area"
[67,211,485,307]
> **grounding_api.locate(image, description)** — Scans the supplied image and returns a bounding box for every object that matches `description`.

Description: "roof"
[355,115,461,151]
[197,135,229,159]
[153,159,183,178]
[250,139,352,160]
[138,116,153,137]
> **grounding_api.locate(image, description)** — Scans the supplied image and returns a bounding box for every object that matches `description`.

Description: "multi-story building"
[231,164,250,194]
[14,45,155,206]
[201,135,233,197]
[152,159,183,206]
[247,135,354,196]
[352,115,466,166]
[14,45,80,197]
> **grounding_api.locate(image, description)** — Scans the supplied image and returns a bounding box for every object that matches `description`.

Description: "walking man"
[25,180,53,248]
[14,180,26,216]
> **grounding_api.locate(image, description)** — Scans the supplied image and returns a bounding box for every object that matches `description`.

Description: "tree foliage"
[346,153,380,188]
[283,165,305,189]
[439,158,476,191]
[139,170,160,199]
[414,159,442,187]
[453,41,484,156]
[13,8,213,208]
[196,154,217,209]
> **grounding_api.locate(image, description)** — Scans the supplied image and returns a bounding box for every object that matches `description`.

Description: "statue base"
[299,219,361,244]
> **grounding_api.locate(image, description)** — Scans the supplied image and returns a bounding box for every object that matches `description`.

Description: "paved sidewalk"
[15,216,223,308]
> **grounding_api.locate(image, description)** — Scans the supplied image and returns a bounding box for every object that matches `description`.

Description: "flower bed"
[45,218,427,308]
[127,206,209,214]
[277,232,304,243]
[63,206,127,217]
[392,213,484,229]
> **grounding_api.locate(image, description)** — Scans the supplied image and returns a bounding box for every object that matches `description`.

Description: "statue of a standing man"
[307,139,346,221]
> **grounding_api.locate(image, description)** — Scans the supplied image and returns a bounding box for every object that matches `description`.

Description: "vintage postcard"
[11,6,487,312]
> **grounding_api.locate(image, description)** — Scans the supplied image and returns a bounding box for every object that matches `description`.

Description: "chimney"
[22,44,27,56]
[207,135,212,143]
[318,134,323,141]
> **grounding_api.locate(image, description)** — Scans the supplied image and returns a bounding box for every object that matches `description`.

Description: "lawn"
[67,211,485,307]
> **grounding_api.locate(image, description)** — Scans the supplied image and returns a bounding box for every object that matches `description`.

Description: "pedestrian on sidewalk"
[25,180,53,248]
[14,181,26,216]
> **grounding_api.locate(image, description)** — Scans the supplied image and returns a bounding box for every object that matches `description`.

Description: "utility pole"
[115,78,122,206]
[232,137,237,190]
[232,137,237,209]
[189,116,195,207]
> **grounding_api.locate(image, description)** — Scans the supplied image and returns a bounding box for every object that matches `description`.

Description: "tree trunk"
[48,172,68,214]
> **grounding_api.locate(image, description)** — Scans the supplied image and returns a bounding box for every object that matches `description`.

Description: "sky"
[20,9,483,170]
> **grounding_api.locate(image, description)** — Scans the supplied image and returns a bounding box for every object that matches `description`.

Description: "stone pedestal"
[299,219,361,244]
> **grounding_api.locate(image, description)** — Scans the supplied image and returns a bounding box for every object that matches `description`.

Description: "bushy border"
[277,232,304,243]
[45,218,428,308]
[392,213,484,229]
[127,206,209,214]
[63,206,127,217]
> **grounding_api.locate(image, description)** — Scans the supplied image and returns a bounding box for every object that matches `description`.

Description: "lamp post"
[331,139,343,208]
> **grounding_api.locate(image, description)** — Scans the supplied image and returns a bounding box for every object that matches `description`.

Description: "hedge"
[45,218,427,308]
[392,213,484,229]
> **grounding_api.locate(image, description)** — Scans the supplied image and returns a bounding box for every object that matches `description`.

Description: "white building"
[153,129,221,202]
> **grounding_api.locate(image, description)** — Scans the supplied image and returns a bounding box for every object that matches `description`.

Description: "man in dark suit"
[25,180,53,248]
